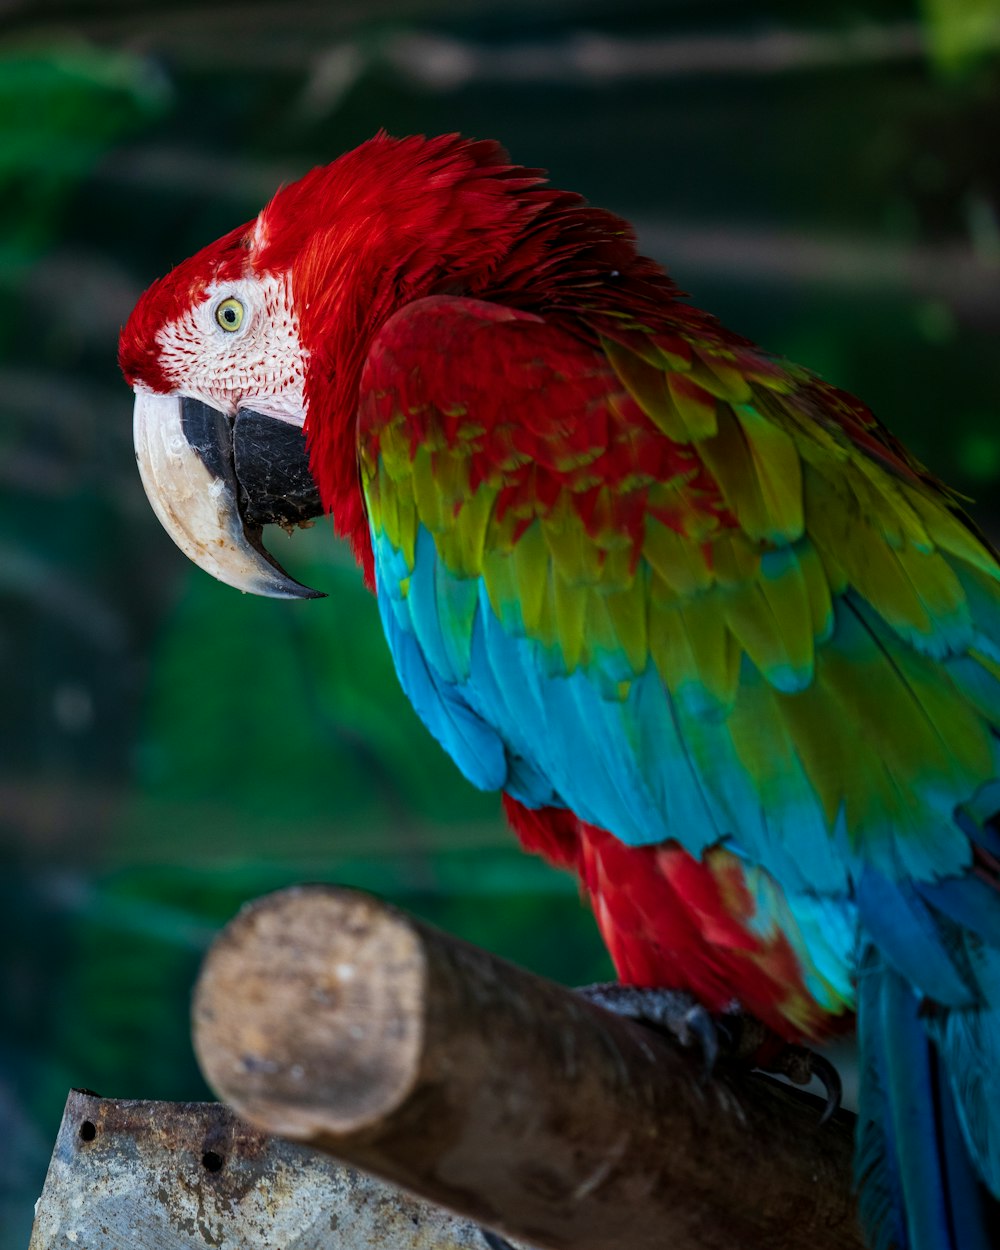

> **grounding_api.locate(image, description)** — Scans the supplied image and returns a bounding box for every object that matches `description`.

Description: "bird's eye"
[215,297,245,332]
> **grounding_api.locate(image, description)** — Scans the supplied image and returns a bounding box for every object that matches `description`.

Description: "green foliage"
[0,46,167,269]
[921,0,1000,74]
[133,530,497,833]
[956,428,1000,482]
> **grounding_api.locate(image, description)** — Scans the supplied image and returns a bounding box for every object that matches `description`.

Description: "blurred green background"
[4,1,1000,1243]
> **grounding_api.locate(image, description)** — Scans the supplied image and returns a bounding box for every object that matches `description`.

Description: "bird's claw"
[576,983,728,1078]
[577,983,843,1123]
[758,1044,843,1126]
[680,1001,720,1078]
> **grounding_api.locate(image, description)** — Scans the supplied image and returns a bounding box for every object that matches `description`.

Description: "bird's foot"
[576,983,739,1077]
[577,983,841,1122]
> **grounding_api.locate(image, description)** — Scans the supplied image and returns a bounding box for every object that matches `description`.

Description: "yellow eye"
[215,297,245,332]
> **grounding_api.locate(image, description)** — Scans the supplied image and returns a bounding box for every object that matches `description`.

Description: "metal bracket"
[29,1091,516,1250]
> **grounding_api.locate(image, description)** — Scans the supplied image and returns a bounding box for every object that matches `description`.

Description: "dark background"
[4,2,1000,1243]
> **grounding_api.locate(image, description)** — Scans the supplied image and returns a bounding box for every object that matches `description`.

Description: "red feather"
[503,796,843,1043]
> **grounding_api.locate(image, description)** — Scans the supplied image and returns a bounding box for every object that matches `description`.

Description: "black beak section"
[133,391,326,600]
[232,410,326,532]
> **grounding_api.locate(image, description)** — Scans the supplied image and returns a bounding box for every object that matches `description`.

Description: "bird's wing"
[359,292,1000,1006]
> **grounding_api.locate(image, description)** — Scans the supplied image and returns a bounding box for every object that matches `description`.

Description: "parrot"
[119,132,1000,1250]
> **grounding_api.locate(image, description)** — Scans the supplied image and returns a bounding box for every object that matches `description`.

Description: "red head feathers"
[119,131,676,561]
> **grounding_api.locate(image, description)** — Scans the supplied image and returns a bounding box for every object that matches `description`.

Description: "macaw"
[119,132,1000,1249]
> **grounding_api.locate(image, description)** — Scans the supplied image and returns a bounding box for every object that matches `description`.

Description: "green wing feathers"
[361,296,1000,886]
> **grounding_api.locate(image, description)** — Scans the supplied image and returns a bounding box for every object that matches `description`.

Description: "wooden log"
[192,884,863,1250]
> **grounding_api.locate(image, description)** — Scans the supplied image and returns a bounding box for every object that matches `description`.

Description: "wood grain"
[193,885,863,1250]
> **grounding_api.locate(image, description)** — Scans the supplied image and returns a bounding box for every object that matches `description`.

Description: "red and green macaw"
[120,133,1000,1249]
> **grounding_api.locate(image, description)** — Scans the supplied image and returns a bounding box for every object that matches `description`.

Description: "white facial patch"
[155,270,307,426]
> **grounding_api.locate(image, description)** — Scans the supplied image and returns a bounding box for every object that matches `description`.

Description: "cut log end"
[193,885,427,1137]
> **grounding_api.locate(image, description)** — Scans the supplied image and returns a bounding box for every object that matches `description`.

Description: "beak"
[133,392,326,599]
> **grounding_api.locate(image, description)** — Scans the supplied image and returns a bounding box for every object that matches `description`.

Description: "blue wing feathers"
[375,537,508,793]
[930,995,1000,1198]
[858,946,998,1250]
[855,873,977,1009]
[384,519,999,892]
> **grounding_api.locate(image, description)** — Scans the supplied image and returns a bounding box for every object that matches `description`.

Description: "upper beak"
[133,392,326,599]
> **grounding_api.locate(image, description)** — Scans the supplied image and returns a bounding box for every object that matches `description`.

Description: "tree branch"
[192,885,863,1250]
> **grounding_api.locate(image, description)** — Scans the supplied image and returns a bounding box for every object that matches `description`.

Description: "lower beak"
[133,392,326,599]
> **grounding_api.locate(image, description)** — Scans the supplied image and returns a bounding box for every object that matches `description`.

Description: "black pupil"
[223,305,237,324]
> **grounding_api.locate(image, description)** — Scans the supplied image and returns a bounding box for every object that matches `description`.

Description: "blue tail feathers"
[857,945,1000,1250]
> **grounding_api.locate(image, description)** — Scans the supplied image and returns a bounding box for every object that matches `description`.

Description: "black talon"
[807,1051,843,1126]
[760,1044,843,1126]
[681,1004,720,1079]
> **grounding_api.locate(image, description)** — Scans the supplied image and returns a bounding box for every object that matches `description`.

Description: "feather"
[666,372,719,440]
[439,483,496,578]
[642,516,712,595]
[857,946,999,1250]
[376,579,509,793]
[601,572,649,676]
[797,537,835,642]
[647,591,739,715]
[410,444,447,534]
[583,589,636,690]
[698,403,801,541]
[594,320,679,370]
[856,875,975,1009]
[433,544,480,681]
[956,563,1000,662]
[908,489,1000,580]
[929,991,1000,1196]
[550,570,587,672]
[541,492,605,585]
[600,335,688,442]
[693,351,754,404]
[511,520,551,635]
[649,331,694,371]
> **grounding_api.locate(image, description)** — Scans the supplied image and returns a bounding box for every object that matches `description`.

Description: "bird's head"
[119,213,325,598]
[119,132,558,596]
[120,222,306,422]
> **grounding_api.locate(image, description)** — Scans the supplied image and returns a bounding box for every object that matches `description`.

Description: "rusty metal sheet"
[29,1091,526,1250]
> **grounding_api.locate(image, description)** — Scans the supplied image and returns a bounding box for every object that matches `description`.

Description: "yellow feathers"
[366,313,1000,726]
[602,334,720,442]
